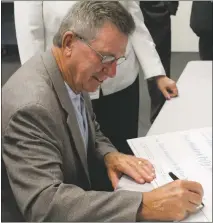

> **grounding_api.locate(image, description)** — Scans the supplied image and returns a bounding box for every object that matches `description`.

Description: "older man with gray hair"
[2,1,203,222]
[14,1,179,156]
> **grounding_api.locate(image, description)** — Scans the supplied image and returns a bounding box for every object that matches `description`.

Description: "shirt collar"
[64,82,81,101]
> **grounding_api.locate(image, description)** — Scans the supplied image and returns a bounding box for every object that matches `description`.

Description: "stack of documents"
[117,127,212,222]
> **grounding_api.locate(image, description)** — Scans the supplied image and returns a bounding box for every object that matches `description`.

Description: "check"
[117,127,212,222]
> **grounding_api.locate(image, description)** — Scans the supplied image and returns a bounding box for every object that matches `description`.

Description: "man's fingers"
[108,154,156,185]
[136,159,155,178]
[138,158,155,171]
[129,163,152,183]
[182,180,204,197]
[108,170,120,189]
[121,163,146,184]
[172,86,178,96]
[187,191,203,206]
[162,85,179,99]
[140,163,155,177]
[128,160,155,183]
[162,89,171,100]
[168,85,178,97]
[186,201,200,213]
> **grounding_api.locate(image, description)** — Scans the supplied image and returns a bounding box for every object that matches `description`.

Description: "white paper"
[117,127,212,222]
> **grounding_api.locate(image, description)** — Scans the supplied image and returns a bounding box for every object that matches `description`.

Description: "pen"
[168,172,204,207]
[169,172,179,181]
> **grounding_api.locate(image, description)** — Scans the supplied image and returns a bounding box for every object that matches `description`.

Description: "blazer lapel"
[41,50,90,183]
[82,92,96,150]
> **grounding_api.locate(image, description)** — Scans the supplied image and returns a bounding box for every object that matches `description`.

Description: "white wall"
[171,1,199,52]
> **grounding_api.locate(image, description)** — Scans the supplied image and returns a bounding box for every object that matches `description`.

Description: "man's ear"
[62,31,75,53]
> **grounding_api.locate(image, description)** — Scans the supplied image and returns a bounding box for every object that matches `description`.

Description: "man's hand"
[156,75,178,100]
[104,152,155,189]
[138,180,204,222]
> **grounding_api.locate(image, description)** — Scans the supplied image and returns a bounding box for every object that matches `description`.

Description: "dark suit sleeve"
[2,103,142,221]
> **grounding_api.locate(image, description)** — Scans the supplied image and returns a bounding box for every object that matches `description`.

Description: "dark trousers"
[146,18,171,123]
[92,76,139,155]
[199,32,213,60]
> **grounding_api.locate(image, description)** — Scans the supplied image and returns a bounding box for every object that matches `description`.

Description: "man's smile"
[92,76,104,83]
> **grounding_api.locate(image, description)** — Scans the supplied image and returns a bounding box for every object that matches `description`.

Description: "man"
[140,1,179,123]
[2,2,204,222]
[14,1,178,155]
[190,1,213,60]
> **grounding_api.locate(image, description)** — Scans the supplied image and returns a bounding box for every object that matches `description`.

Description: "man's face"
[63,23,128,93]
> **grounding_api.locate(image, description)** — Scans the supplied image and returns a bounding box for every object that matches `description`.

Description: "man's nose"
[103,61,117,78]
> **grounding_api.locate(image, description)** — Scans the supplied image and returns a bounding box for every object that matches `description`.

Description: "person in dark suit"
[140,1,179,123]
[190,1,213,60]
[2,1,203,222]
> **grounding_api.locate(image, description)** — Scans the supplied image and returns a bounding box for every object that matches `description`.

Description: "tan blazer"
[2,50,142,221]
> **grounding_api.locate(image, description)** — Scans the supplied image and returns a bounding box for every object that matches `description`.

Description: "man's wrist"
[103,151,118,164]
[136,192,155,221]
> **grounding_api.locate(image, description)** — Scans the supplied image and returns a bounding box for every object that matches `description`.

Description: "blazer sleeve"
[121,1,166,79]
[2,103,142,222]
[14,1,45,65]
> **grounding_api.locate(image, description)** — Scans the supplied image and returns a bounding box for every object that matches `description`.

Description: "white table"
[118,61,212,192]
[117,61,212,221]
[148,61,212,136]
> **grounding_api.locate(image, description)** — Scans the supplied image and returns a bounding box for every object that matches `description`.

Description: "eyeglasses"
[75,34,126,65]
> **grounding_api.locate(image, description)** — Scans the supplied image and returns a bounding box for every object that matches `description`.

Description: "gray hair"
[53,1,135,47]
